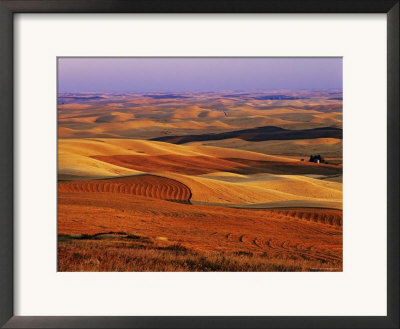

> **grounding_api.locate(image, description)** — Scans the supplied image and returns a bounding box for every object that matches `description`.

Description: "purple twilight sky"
[58,57,342,93]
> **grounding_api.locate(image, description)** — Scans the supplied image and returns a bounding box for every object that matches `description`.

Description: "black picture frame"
[0,1,398,328]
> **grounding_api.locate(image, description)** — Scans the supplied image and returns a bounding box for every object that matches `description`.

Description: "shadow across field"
[153,126,342,144]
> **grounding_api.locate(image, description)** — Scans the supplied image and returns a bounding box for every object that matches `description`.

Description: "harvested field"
[58,236,339,272]
[58,191,342,271]
[266,208,342,226]
[159,172,342,207]
[58,175,191,203]
[92,154,247,175]
[92,154,342,176]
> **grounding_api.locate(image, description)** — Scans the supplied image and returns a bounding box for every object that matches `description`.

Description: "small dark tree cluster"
[309,154,325,163]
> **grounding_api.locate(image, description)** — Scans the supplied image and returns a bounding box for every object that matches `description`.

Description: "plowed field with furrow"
[58,191,342,270]
[263,208,342,226]
[58,175,191,203]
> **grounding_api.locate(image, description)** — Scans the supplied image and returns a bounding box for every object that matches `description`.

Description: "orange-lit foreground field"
[58,184,342,271]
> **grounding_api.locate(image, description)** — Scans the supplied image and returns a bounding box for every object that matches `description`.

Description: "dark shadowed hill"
[152,126,342,144]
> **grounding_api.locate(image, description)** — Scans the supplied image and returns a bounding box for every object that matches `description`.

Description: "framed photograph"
[0,0,398,328]
[56,56,344,273]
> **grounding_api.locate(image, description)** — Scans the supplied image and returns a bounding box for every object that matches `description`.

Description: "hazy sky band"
[58,57,342,93]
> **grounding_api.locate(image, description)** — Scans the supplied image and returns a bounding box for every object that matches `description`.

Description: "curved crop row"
[58,175,191,203]
[267,208,342,227]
